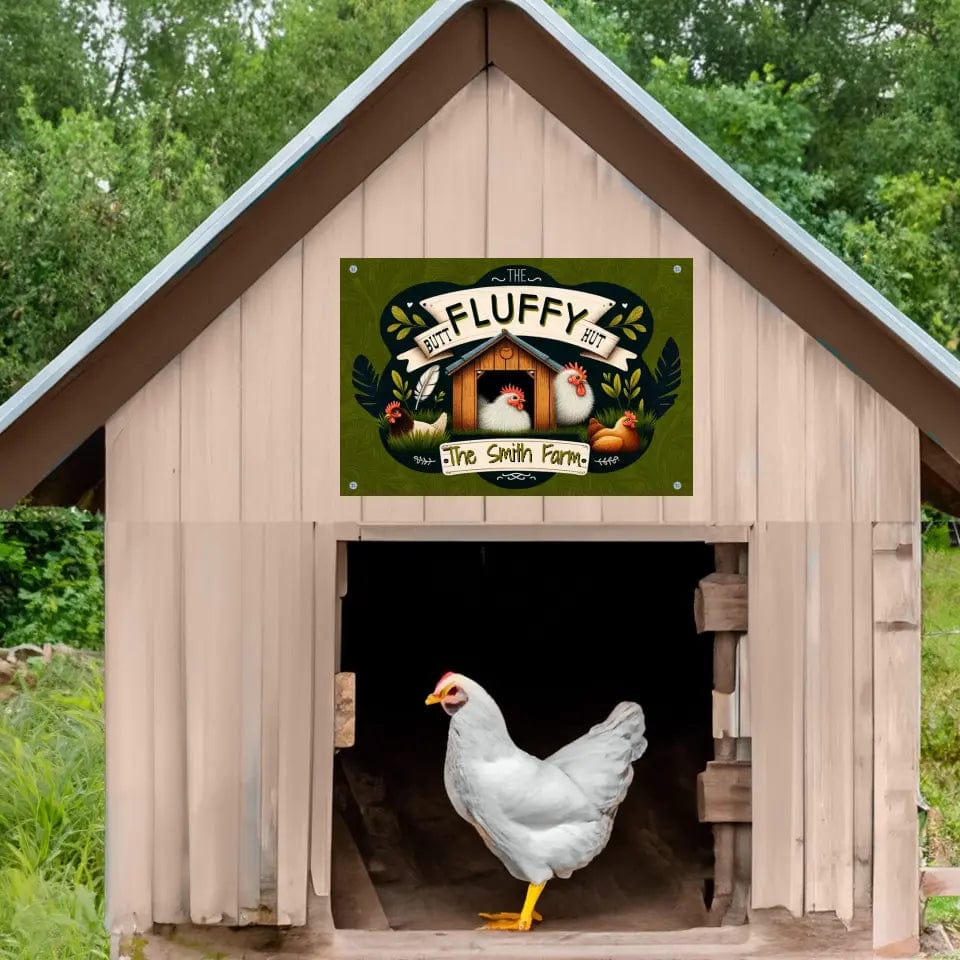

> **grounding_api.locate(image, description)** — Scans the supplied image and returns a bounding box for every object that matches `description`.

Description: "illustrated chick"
[587,411,640,454]
[384,400,448,438]
[477,384,531,433]
[426,672,647,931]
[553,362,595,426]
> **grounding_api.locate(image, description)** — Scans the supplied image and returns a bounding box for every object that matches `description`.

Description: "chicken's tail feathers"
[603,701,648,761]
[433,411,449,433]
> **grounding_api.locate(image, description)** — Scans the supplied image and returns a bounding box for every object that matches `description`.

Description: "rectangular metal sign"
[340,259,692,496]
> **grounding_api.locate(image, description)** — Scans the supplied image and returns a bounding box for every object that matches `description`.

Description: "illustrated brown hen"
[588,412,640,454]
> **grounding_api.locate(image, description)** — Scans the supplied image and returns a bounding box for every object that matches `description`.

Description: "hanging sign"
[340,259,692,495]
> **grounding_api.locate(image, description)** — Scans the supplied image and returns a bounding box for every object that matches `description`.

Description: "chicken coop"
[446,330,561,431]
[3,0,960,958]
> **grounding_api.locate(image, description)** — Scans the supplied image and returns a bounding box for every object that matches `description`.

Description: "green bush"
[0,507,104,651]
[0,656,107,960]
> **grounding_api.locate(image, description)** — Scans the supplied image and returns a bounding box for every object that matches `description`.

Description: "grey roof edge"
[2,0,959,444]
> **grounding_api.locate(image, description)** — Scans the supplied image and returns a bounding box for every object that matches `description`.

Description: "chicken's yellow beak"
[425,692,442,706]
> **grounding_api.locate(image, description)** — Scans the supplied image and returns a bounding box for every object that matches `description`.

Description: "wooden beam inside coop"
[698,761,752,823]
[695,573,748,634]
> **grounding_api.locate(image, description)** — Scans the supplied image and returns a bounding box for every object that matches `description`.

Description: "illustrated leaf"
[391,369,404,389]
[413,363,440,410]
[404,389,412,400]
[627,305,645,324]
[386,323,401,333]
[601,383,619,400]
[632,323,648,333]
[628,368,642,389]
[391,305,409,324]
[602,372,613,383]
[392,388,404,401]
[412,313,427,327]
[397,327,411,340]
[351,355,382,416]
[650,336,682,420]
[608,313,623,327]
[612,374,622,395]
[622,327,637,340]
[630,387,642,400]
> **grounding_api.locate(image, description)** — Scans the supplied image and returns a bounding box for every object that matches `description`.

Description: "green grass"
[922,546,960,939]
[0,655,108,960]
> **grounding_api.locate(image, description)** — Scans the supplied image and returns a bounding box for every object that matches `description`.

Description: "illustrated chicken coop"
[447,331,561,431]
[3,0,960,957]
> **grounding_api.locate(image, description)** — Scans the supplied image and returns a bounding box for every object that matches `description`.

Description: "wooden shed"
[2,0,960,956]
[446,330,561,430]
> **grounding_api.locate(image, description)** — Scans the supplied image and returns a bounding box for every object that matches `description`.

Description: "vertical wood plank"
[311,526,338,897]
[541,113,602,522]
[275,523,315,925]
[757,302,805,521]
[182,521,242,924]
[749,521,804,915]
[238,523,264,918]
[660,210,712,523]
[852,521,874,914]
[303,189,363,526]
[361,130,426,523]
[242,244,303,522]
[423,75,486,523]
[710,259,758,523]
[804,522,855,920]
[180,302,244,923]
[805,339,855,522]
[853,379,878,522]
[104,358,182,933]
[485,69,543,523]
[180,303,242,521]
[876,397,920,523]
[872,522,920,954]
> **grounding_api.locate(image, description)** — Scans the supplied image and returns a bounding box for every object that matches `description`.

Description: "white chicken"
[426,671,647,931]
[553,362,595,426]
[477,384,531,433]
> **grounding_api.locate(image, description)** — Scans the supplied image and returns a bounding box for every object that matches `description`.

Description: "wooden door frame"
[310,520,751,939]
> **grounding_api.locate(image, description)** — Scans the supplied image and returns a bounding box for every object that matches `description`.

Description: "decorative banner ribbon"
[397,285,638,372]
[439,438,591,476]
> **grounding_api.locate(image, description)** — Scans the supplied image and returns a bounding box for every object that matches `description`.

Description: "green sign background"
[340,259,692,496]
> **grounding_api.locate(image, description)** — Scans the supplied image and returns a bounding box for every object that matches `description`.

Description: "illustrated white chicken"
[477,384,531,433]
[553,362,595,426]
[384,400,448,438]
[426,672,647,931]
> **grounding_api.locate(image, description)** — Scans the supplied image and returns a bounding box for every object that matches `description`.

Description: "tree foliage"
[0,0,958,406]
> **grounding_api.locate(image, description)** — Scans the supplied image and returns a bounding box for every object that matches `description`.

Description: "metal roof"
[445,329,565,375]
[1,0,958,442]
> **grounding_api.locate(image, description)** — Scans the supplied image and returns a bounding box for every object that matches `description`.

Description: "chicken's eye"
[447,685,459,697]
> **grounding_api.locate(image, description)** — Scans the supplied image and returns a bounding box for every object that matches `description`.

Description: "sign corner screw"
[349,264,358,274]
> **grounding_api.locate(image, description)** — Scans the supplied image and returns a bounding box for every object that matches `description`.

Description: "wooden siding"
[104,67,922,942]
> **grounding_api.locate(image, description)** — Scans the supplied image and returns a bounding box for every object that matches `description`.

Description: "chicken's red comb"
[385,400,401,414]
[433,671,457,692]
[500,383,526,401]
[564,361,588,379]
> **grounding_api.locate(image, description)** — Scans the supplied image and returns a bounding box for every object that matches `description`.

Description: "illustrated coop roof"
[445,330,565,375]
[0,0,959,509]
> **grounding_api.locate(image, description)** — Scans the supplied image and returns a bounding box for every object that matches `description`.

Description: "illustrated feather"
[413,363,440,410]
[650,337,681,419]
[352,355,381,416]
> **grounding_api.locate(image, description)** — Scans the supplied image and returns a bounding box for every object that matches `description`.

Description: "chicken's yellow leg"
[479,882,547,930]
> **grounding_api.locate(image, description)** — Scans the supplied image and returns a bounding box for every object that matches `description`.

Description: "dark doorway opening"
[332,539,715,932]
[477,370,535,408]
